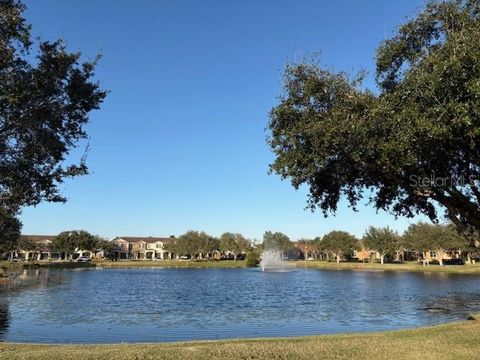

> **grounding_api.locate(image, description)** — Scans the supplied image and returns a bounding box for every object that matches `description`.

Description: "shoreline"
[1,316,479,359]
[294,260,480,274]
[4,259,480,274]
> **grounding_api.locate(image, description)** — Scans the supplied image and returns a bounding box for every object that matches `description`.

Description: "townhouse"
[16,235,94,260]
[110,236,175,260]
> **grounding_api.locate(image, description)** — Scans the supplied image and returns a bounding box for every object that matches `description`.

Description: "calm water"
[1,267,480,343]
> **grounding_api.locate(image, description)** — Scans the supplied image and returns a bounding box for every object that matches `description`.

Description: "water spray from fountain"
[260,249,286,271]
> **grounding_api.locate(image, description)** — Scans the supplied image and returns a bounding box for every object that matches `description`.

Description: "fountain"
[260,249,286,271]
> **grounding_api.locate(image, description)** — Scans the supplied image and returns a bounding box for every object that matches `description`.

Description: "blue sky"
[20,0,429,240]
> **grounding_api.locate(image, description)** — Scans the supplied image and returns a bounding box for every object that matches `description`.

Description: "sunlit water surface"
[1,267,480,343]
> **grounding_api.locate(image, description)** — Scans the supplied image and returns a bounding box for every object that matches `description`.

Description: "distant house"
[17,235,97,261]
[17,235,57,261]
[354,248,418,263]
[354,248,378,262]
[294,243,320,260]
[110,236,175,260]
[421,249,462,263]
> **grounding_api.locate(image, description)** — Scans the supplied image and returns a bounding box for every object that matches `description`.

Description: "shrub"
[245,251,260,267]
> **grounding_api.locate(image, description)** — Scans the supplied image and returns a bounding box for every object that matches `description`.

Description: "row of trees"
[259,223,479,265]
[17,230,110,260]
[165,231,252,260]
[259,230,359,264]
[4,222,478,265]
[362,223,478,265]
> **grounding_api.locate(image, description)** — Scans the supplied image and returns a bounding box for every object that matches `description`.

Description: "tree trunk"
[380,254,385,265]
[437,249,444,266]
[336,254,340,264]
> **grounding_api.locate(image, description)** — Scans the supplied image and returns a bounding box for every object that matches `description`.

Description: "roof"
[20,235,55,243]
[112,236,175,244]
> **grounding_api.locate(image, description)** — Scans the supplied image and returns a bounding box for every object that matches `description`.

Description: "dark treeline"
[12,230,110,261]
[280,223,480,266]
[2,222,480,267]
[164,231,252,261]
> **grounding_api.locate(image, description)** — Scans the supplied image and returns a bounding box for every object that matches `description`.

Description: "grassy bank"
[0,260,246,273]
[4,259,480,273]
[294,260,480,274]
[1,317,479,360]
[95,260,247,269]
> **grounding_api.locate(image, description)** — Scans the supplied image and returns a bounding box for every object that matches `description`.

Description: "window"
[430,251,437,258]
[156,244,162,248]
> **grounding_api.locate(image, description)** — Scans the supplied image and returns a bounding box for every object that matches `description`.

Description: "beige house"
[17,235,57,261]
[354,246,463,264]
[110,236,175,260]
[354,249,378,262]
[421,249,462,264]
[17,235,96,261]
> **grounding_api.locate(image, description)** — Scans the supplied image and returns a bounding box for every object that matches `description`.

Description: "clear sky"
[20,0,429,240]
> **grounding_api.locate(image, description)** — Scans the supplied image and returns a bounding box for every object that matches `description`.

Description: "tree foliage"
[166,231,219,259]
[97,239,114,259]
[0,206,21,253]
[320,231,359,263]
[296,238,319,259]
[245,248,261,267]
[262,231,292,252]
[219,232,251,260]
[0,0,106,251]
[363,226,401,264]
[52,230,100,257]
[17,236,38,252]
[404,222,466,265]
[268,0,480,232]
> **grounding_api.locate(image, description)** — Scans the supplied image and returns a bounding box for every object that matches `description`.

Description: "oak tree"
[268,0,480,232]
[0,1,107,250]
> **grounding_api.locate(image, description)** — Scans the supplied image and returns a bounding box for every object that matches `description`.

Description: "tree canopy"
[268,0,480,232]
[262,231,292,252]
[0,0,106,251]
[404,222,466,265]
[52,230,100,257]
[0,207,21,253]
[319,231,359,263]
[219,232,251,260]
[166,231,219,259]
[362,226,401,264]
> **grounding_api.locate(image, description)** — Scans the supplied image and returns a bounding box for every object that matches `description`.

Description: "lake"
[1,267,480,343]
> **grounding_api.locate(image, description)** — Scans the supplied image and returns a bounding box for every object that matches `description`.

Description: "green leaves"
[0,1,107,213]
[53,230,100,253]
[166,231,219,258]
[262,231,292,251]
[268,0,480,231]
[362,226,401,256]
[219,232,251,257]
[319,231,359,255]
[0,206,21,253]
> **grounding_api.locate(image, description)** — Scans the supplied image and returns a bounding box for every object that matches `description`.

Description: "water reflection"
[0,268,480,343]
[0,298,9,340]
